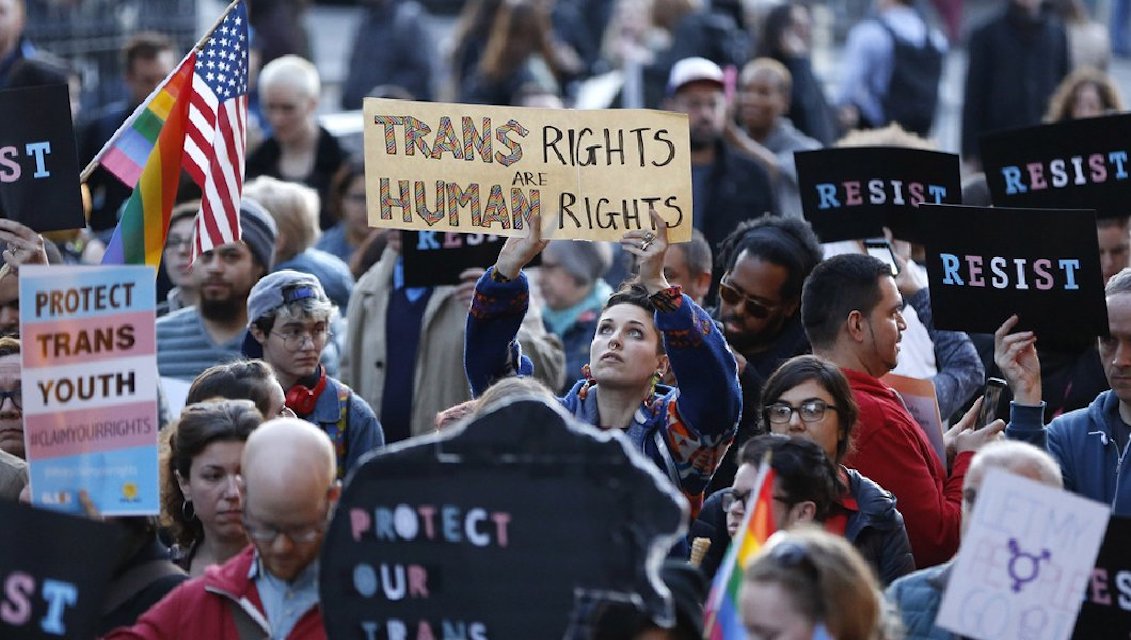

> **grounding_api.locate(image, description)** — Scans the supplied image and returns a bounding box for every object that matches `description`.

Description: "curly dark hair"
[716,215,823,303]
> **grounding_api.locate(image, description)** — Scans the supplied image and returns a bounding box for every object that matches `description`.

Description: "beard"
[689,126,719,151]
[200,294,245,322]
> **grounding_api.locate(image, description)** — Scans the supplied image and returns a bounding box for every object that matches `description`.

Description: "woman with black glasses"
[758,355,914,585]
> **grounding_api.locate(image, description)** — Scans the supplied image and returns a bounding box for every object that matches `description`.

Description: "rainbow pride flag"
[703,465,777,640]
[101,55,194,266]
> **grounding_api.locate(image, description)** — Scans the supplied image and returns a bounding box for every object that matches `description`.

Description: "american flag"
[184,0,250,258]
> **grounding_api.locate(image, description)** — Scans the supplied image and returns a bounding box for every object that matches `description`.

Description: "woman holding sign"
[465,209,741,513]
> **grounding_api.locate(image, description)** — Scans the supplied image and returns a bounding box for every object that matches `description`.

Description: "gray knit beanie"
[543,240,612,286]
[239,197,278,271]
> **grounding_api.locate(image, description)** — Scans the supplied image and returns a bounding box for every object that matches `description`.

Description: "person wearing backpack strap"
[835,0,947,137]
[243,270,385,477]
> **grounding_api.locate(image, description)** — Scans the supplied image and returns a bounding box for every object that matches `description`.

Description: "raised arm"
[464,216,549,397]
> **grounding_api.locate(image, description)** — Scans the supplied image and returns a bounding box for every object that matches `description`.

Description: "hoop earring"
[578,363,595,401]
[182,499,196,522]
[643,370,662,412]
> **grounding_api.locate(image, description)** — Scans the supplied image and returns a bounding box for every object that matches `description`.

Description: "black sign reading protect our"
[319,398,687,639]
[922,204,1107,339]
[794,146,961,243]
[0,501,123,639]
[0,84,84,232]
[980,114,1131,220]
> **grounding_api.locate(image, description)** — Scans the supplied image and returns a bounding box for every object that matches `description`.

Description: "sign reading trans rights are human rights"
[362,98,693,243]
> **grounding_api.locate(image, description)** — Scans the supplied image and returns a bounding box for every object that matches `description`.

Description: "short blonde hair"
[243,175,321,262]
[258,54,320,100]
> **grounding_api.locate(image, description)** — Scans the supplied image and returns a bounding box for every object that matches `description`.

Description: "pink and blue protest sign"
[18,265,158,515]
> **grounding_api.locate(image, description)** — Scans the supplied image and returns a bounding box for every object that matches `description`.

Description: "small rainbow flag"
[703,464,777,639]
[101,56,194,266]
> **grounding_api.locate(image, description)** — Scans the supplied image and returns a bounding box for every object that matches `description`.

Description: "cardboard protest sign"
[1073,516,1131,638]
[922,204,1107,338]
[937,469,1109,640]
[0,500,123,639]
[881,373,945,465]
[794,146,960,243]
[19,265,160,515]
[319,397,687,639]
[980,114,1131,219]
[0,84,85,232]
[363,98,693,243]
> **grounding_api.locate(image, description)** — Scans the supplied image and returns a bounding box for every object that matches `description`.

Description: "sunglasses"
[718,277,777,319]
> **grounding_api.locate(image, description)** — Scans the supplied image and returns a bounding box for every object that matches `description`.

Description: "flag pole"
[79,0,241,183]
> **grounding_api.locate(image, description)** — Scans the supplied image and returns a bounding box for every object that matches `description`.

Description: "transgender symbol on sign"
[1006,538,1051,593]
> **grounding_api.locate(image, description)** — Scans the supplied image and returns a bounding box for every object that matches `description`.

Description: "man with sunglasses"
[108,418,339,639]
[706,216,823,493]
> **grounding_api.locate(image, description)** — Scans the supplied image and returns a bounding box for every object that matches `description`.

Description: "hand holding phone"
[976,377,1007,429]
[864,239,899,276]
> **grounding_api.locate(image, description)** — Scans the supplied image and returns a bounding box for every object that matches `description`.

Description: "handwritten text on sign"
[936,469,1109,640]
[362,98,693,242]
[18,265,159,517]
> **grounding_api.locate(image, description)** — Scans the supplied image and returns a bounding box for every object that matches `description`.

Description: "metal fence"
[24,0,200,121]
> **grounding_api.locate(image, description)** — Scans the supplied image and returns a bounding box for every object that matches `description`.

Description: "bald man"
[107,418,340,640]
[886,440,1063,637]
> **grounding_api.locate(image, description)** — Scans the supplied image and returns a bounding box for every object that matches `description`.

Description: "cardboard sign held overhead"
[19,265,160,516]
[0,84,85,232]
[922,204,1107,339]
[794,146,961,243]
[0,501,123,639]
[937,469,1109,640]
[319,398,687,639]
[980,114,1131,219]
[363,98,693,243]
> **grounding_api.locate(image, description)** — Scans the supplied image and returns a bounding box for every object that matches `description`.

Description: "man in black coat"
[961,0,1069,166]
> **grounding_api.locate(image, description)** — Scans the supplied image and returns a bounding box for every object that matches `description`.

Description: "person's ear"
[175,470,192,501]
[846,309,867,342]
[693,270,712,300]
[783,296,800,318]
[250,325,268,346]
[327,480,343,508]
[656,353,670,378]
[791,500,817,524]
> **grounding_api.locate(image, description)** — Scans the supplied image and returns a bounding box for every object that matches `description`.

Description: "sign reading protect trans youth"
[18,265,159,516]
[362,98,693,243]
[980,113,1131,219]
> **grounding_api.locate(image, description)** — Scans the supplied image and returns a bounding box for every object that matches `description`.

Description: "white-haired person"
[246,54,347,230]
[885,440,1063,637]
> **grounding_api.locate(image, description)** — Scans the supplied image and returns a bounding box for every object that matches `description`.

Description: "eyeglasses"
[722,487,793,512]
[243,506,330,545]
[718,276,777,319]
[165,235,193,251]
[763,399,838,424]
[0,388,20,410]
[271,327,332,350]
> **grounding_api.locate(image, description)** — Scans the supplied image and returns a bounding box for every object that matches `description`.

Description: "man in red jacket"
[106,418,341,639]
[800,253,1002,568]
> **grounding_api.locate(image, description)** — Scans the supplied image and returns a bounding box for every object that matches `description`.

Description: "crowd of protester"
[1,0,1130,637]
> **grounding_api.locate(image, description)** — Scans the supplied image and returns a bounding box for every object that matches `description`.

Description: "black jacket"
[961,4,1069,160]
[696,140,777,258]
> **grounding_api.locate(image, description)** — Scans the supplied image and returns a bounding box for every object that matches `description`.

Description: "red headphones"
[285,368,327,416]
